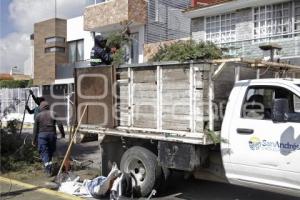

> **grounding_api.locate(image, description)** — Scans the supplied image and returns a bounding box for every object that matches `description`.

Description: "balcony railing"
[84,0,147,32]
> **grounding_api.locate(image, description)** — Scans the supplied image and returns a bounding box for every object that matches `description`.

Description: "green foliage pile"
[106,32,130,66]
[112,49,126,65]
[0,120,40,172]
[106,32,128,49]
[150,40,223,62]
[0,79,33,88]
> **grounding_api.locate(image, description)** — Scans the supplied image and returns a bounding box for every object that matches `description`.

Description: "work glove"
[25,105,30,111]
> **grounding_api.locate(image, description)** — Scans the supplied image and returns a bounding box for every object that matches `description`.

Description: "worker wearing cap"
[32,101,65,176]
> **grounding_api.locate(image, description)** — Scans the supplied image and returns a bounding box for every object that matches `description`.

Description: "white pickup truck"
[221,78,300,197]
[75,60,300,197]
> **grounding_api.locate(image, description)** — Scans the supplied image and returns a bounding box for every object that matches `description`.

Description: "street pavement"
[2,130,297,200]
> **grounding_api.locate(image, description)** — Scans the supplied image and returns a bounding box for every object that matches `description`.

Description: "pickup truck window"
[241,86,298,120]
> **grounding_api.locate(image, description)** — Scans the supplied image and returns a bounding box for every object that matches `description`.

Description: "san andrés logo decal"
[249,136,300,152]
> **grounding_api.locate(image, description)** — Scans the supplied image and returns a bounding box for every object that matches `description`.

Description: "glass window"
[241,86,299,120]
[45,47,65,53]
[205,12,236,44]
[45,37,65,44]
[68,39,84,63]
[295,1,300,35]
[253,2,294,40]
[95,0,106,4]
[130,33,139,64]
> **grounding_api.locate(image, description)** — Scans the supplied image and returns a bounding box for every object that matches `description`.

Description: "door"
[228,85,300,190]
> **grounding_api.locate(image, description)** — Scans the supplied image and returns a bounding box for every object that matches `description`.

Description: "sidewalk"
[0,177,82,200]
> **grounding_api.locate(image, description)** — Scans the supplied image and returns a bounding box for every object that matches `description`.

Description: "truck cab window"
[241,86,298,120]
[294,95,300,112]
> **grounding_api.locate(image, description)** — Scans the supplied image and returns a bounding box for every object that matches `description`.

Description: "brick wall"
[33,18,67,85]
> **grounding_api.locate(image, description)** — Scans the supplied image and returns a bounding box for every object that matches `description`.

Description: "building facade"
[33,0,191,85]
[55,16,94,85]
[185,0,300,64]
[33,18,67,85]
[84,0,191,62]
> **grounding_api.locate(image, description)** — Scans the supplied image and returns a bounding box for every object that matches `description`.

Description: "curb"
[0,176,83,200]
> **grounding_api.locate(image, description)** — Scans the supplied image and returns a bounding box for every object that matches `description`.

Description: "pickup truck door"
[228,84,300,191]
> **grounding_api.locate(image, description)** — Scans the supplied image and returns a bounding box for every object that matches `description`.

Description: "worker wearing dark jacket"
[90,35,113,66]
[32,101,65,176]
[25,89,45,119]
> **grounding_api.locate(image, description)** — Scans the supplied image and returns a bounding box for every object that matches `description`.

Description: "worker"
[90,35,116,66]
[25,89,45,119]
[32,101,65,176]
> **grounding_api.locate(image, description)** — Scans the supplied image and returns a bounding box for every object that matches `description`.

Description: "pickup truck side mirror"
[272,98,289,123]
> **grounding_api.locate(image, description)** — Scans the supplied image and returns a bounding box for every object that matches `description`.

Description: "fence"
[0,87,40,123]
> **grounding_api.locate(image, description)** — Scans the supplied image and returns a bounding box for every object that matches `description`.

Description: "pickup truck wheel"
[120,146,162,197]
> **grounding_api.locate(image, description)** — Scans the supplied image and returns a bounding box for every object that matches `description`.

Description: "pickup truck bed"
[74,61,274,145]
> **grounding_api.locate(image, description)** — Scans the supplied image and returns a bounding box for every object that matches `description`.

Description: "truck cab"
[222,79,300,197]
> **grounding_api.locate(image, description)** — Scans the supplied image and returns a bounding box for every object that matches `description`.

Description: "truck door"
[228,85,300,190]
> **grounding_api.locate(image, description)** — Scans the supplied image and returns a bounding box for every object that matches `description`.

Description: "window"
[295,1,300,35]
[45,36,65,44]
[253,2,299,40]
[205,13,236,44]
[95,0,109,4]
[68,40,84,63]
[130,33,139,64]
[241,86,299,120]
[45,47,65,53]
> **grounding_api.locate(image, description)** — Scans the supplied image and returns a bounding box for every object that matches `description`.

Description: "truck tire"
[120,146,162,197]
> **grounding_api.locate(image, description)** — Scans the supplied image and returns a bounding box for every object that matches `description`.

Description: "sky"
[0,0,93,74]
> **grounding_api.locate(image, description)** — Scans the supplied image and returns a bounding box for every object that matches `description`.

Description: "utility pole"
[54,0,57,18]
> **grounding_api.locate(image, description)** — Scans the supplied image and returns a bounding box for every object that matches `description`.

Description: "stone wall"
[84,0,147,31]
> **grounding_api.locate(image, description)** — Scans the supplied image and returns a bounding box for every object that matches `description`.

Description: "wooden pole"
[56,105,88,177]
[19,92,31,136]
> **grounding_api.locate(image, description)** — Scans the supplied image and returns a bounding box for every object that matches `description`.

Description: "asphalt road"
[162,173,298,200]
[3,131,296,200]
[56,139,298,200]
[1,175,297,200]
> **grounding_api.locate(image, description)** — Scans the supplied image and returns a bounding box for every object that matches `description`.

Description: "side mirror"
[272,98,289,123]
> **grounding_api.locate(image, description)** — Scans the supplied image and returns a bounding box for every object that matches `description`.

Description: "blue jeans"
[38,132,57,174]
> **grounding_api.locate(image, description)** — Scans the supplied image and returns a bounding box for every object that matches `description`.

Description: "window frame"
[240,85,300,121]
[45,36,65,44]
[67,39,84,63]
[45,47,65,53]
[205,12,236,44]
[252,1,300,41]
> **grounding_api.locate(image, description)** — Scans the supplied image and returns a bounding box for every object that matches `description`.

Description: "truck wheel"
[120,146,162,197]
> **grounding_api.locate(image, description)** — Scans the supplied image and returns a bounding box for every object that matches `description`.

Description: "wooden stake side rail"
[78,124,214,145]
[76,59,300,145]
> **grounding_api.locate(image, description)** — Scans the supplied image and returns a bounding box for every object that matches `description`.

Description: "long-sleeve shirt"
[33,109,65,144]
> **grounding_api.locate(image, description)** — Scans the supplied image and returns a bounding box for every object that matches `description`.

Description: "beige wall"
[33,18,67,85]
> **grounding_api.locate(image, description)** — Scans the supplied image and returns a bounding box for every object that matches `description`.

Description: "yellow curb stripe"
[0,176,83,200]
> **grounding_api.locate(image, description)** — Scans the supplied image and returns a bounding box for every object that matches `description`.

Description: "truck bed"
[75,61,274,145]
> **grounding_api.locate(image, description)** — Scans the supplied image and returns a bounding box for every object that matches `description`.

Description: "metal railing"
[0,87,40,122]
